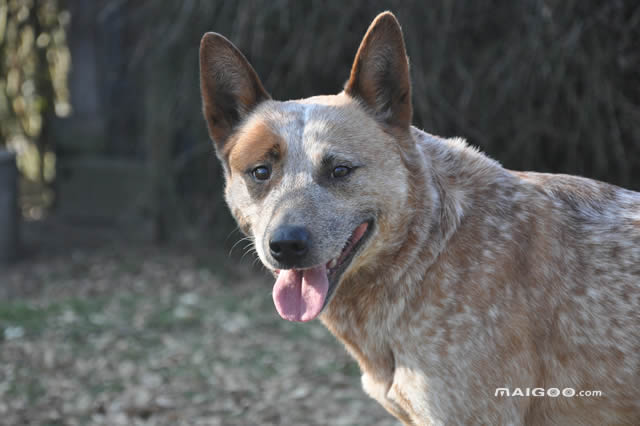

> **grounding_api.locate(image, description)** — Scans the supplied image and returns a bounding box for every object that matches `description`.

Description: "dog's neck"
[321,127,511,377]
[399,127,513,281]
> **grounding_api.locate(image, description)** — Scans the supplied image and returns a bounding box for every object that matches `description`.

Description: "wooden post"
[0,150,19,263]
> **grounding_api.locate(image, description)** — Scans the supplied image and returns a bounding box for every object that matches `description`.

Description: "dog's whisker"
[240,246,258,263]
[224,226,242,244]
[228,236,254,257]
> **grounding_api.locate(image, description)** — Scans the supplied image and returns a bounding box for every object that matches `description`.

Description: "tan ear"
[344,12,412,129]
[199,33,270,154]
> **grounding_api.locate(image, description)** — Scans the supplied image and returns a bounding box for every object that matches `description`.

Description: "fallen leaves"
[0,245,398,425]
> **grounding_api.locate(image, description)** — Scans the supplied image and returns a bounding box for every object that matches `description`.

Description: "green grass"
[6,376,46,402]
[145,306,202,331]
[0,301,57,337]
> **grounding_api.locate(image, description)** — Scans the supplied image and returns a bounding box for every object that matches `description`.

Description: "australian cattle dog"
[199,11,640,425]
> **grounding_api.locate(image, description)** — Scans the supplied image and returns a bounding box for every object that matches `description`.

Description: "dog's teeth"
[328,259,337,269]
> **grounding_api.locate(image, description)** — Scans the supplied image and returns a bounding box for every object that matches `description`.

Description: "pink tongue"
[272,265,329,322]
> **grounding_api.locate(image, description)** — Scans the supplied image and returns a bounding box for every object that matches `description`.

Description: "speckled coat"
[199,12,640,425]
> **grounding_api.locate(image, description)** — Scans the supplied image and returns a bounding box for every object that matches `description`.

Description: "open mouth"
[271,219,374,322]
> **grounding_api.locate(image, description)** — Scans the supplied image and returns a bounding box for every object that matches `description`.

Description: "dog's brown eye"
[252,166,271,181]
[332,166,351,178]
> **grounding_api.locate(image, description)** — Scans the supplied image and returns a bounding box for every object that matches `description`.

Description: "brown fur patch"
[226,121,286,174]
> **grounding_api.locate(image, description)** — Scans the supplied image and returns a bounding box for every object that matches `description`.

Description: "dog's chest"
[363,361,527,425]
[361,360,484,425]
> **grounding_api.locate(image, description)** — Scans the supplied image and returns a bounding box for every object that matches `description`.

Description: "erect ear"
[344,12,412,129]
[199,32,270,155]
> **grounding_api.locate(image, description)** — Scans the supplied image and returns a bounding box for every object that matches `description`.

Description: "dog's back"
[512,171,640,424]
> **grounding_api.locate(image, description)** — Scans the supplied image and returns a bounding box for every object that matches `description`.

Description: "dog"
[199,11,640,425]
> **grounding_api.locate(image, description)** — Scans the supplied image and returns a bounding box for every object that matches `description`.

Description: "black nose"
[269,225,310,266]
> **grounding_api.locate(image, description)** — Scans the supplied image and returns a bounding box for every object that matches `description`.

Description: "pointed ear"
[344,12,412,129]
[199,33,270,154]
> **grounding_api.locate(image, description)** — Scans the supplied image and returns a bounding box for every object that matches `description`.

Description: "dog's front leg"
[362,373,415,425]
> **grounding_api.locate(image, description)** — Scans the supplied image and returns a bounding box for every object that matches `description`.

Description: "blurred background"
[0,1,639,425]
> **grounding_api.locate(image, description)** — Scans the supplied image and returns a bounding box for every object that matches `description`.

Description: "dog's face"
[200,13,414,321]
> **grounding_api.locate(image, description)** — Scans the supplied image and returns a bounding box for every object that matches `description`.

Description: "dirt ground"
[0,220,397,425]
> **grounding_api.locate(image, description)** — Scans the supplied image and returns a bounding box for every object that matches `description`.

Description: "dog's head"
[200,12,417,321]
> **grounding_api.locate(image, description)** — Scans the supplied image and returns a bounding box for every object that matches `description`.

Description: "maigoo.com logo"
[494,388,602,397]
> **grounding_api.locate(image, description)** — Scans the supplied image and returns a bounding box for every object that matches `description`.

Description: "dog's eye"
[332,166,351,178]
[252,166,271,181]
